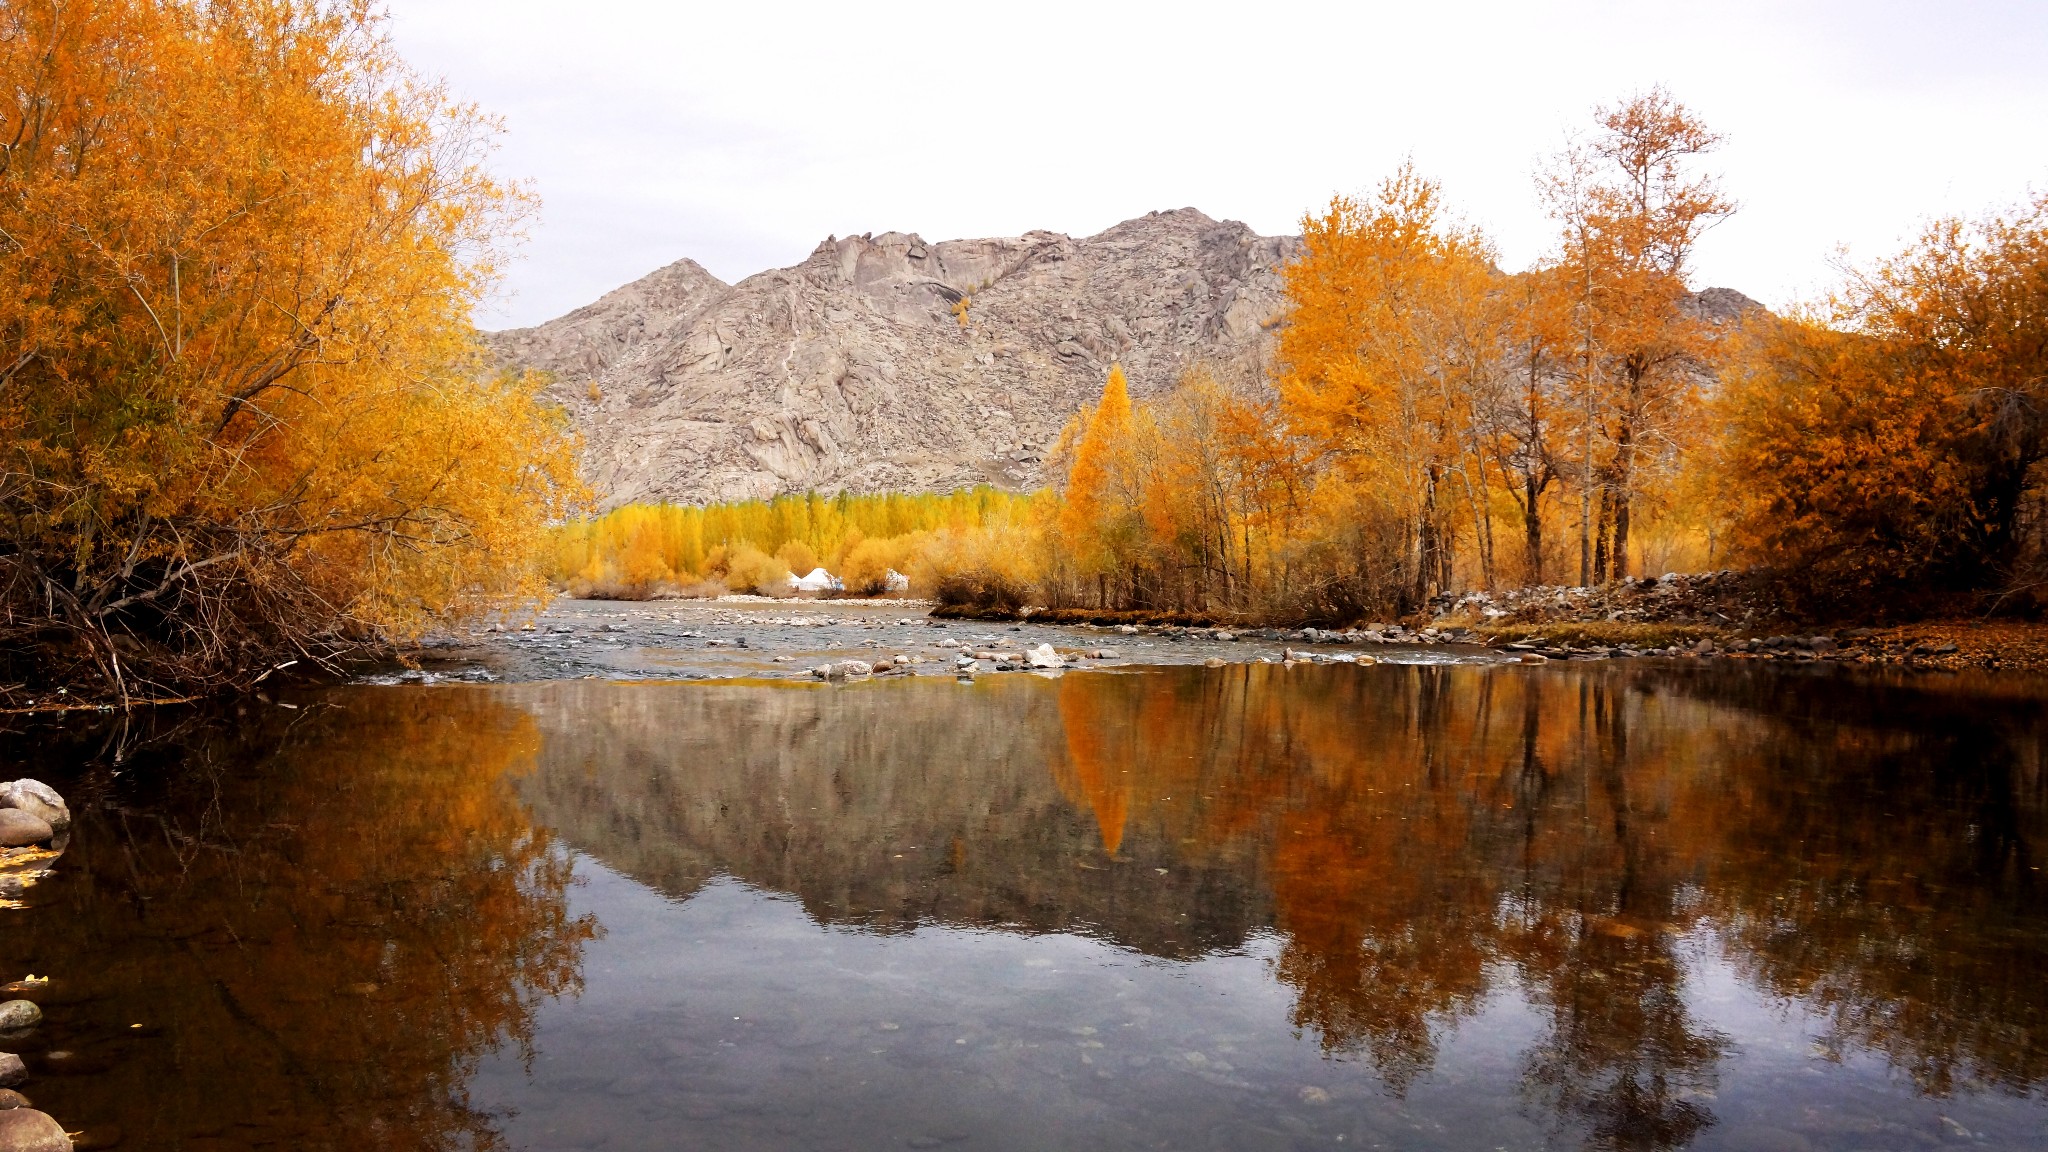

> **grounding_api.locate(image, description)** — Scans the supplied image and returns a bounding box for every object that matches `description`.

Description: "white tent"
[793,567,843,593]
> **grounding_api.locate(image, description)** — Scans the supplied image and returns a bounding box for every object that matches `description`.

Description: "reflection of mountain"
[510,663,2048,1150]
[508,677,1275,958]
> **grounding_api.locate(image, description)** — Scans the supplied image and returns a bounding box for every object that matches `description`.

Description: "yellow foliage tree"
[1544,87,1733,582]
[1058,365,1141,605]
[1277,164,1503,608]
[0,0,578,702]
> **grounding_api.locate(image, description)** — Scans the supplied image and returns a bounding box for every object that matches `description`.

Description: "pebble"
[0,1005,36,1033]
[0,1055,21,1088]
[0,1109,69,1152]
[0,1090,24,1109]
[0,814,48,850]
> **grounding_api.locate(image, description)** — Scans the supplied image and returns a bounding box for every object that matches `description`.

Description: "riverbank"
[374,592,2048,686]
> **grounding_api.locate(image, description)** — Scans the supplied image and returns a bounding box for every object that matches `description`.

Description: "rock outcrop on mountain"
[487,209,1302,507]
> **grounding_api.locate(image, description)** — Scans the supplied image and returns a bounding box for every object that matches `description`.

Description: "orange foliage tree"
[1056,363,1142,605]
[0,0,578,703]
[1277,164,1506,608]
[1713,192,2048,608]
[1544,88,1734,583]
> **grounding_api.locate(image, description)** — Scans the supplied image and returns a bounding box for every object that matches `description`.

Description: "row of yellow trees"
[549,489,1037,598]
[1031,91,1740,617]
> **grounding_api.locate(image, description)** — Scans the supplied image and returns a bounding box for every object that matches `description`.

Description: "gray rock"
[0,1108,69,1152]
[1026,644,1062,669]
[0,1004,36,1033]
[489,211,1302,507]
[0,1055,21,1088]
[0,784,63,835]
[0,814,49,850]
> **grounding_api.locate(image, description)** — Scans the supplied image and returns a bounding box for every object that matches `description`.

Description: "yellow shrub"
[723,546,792,596]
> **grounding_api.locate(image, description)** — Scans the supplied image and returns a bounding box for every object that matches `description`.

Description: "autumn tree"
[1057,364,1142,607]
[1714,192,2048,607]
[1544,88,1733,584]
[1484,267,1573,583]
[1277,164,1504,608]
[0,0,578,703]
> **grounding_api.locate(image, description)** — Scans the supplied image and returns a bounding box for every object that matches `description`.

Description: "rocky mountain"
[487,209,1302,507]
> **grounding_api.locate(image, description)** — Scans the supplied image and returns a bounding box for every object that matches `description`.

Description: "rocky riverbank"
[380,594,2048,685]
[0,780,78,1152]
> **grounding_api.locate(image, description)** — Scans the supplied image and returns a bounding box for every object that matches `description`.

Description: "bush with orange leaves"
[1713,197,2048,613]
[0,2,580,704]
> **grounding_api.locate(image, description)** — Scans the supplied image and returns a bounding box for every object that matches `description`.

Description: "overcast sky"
[386,1,2048,330]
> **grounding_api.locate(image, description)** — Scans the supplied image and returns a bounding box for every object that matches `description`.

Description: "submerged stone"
[0,1109,69,1152]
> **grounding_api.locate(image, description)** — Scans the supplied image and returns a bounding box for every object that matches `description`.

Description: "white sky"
[386,0,2048,330]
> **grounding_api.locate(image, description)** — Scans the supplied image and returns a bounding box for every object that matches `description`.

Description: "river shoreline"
[380,593,2048,686]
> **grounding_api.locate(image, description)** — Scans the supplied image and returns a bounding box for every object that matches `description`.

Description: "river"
[1,650,2043,1150]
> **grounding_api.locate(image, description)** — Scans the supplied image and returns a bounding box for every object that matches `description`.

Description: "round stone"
[0,1004,36,1033]
[0,1054,23,1087]
[0,1109,70,1152]
[0,1089,26,1109]
[0,813,49,850]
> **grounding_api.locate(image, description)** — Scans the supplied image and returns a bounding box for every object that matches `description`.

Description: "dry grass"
[1472,621,1729,649]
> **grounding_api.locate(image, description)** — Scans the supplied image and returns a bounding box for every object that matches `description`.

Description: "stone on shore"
[1026,644,1062,669]
[0,814,50,850]
[0,784,64,836]
[0,1004,36,1033]
[0,1055,22,1088]
[0,1108,69,1152]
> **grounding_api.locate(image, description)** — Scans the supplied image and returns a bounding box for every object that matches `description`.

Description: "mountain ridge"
[487,208,1302,507]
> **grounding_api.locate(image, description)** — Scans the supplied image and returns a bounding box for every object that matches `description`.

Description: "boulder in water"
[0,814,49,851]
[0,783,64,835]
[0,1108,69,1152]
[0,1004,36,1033]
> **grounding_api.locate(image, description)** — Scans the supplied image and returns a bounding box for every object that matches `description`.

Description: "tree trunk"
[1593,487,1611,585]
[1524,471,1544,584]
[1613,489,1632,582]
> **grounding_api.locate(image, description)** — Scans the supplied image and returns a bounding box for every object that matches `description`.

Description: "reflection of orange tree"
[11,691,598,1150]
[1049,663,2048,1136]
[1690,675,2048,1096]
[1049,666,1737,1143]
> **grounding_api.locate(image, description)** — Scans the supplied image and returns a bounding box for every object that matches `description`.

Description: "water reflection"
[512,664,2047,1149]
[2,661,2044,1151]
[0,694,597,1150]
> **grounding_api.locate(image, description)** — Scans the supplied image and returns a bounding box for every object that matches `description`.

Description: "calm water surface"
[2,663,2044,1151]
